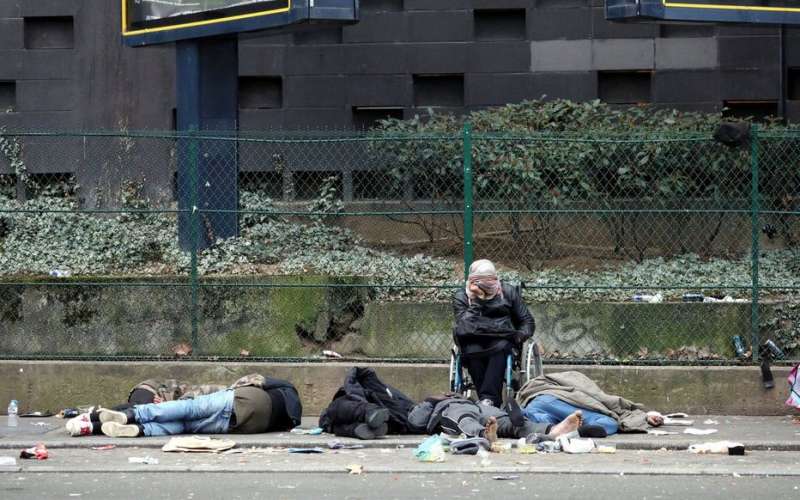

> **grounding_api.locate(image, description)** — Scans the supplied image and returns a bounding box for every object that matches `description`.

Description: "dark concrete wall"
[0,0,797,198]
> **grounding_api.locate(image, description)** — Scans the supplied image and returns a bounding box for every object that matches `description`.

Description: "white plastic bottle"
[7,400,18,427]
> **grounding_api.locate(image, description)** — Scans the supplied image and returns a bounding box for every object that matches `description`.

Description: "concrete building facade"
[0,0,797,201]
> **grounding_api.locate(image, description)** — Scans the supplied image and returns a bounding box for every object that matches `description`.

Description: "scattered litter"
[632,293,663,303]
[379,449,393,454]
[162,436,236,453]
[19,443,48,460]
[536,441,562,453]
[20,412,54,418]
[414,435,445,462]
[91,445,116,451]
[128,456,159,465]
[288,448,325,454]
[703,419,719,425]
[647,429,679,436]
[68,494,81,497]
[515,460,530,465]
[595,445,617,454]
[322,350,342,359]
[559,436,595,454]
[346,464,363,475]
[733,473,742,478]
[0,456,17,466]
[664,413,689,418]
[688,441,745,455]
[684,428,718,436]
[477,447,491,467]
[450,438,490,456]
[221,447,278,455]
[328,440,365,450]
[490,441,512,454]
[516,437,537,454]
[58,409,80,419]
[663,416,694,426]
[290,427,323,435]
[31,422,52,427]
[492,475,520,481]
[239,350,250,357]
[49,269,71,278]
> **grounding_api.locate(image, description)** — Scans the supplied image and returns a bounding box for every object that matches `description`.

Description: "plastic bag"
[414,435,446,462]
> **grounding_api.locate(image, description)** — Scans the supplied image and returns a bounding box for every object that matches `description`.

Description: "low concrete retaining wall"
[0,278,770,359]
[0,361,793,416]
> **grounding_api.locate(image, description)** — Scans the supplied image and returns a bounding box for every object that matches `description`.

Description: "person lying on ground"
[88,374,301,438]
[517,371,664,438]
[66,379,229,436]
[453,259,534,408]
[319,367,417,440]
[407,393,583,443]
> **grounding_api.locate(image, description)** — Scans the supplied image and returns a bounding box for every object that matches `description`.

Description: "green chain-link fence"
[0,127,797,364]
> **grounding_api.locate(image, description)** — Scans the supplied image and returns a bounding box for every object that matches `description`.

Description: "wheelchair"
[448,337,544,404]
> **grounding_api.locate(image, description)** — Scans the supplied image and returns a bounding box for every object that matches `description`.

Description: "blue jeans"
[133,389,234,437]
[522,394,619,436]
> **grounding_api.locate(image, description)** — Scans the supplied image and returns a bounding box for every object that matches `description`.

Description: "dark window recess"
[352,107,404,130]
[474,9,526,41]
[659,24,715,38]
[0,81,15,111]
[240,171,284,198]
[413,74,464,107]
[361,0,403,12]
[598,71,652,105]
[354,170,403,200]
[238,77,283,109]
[789,68,800,100]
[723,100,778,121]
[24,17,74,49]
[294,28,343,45]
[292,171,342,200]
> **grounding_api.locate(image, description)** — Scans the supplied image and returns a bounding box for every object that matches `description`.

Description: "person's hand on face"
[646,411,664,426]
[468,282,486,299]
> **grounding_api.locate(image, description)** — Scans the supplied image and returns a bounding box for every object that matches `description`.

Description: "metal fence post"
[750,125,761,361]
[462,122,474,279]
[189,129,200,353]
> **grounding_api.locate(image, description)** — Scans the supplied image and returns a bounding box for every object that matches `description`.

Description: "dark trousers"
[464,351,507,406]
[324,396,374,438]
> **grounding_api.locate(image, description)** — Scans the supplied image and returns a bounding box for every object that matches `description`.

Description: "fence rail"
[0,126,798,364]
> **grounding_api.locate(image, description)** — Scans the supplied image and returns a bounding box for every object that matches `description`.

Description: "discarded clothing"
[787,364,800,409]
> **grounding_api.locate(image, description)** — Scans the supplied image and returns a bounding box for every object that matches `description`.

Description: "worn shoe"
[365,408,389,430]
[65,413,93,437]
[101,421,141,438]
[353,422,388,440]
[98,408,135,425]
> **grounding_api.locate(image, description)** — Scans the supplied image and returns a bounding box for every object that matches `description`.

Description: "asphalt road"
[3,472,800,500]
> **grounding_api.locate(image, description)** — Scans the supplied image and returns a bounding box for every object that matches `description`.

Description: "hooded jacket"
[516,371,650,432]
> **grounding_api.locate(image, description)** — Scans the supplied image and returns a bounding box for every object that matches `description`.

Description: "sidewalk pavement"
[2,415,799,451]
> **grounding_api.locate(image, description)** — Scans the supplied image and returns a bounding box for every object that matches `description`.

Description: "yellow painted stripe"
[663,1,800,13]
[122,0,292,37]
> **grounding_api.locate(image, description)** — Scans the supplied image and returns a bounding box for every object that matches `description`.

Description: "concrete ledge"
[0,361,794,416]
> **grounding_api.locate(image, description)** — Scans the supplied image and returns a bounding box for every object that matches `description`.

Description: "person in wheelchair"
[453,259,534,407]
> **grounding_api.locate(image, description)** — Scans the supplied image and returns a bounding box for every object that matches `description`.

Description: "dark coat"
[452,282,535,357]
[319,367,417,434]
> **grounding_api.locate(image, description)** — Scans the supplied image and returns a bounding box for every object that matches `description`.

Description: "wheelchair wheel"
[523,341,544,383]
[448,348,461,393]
